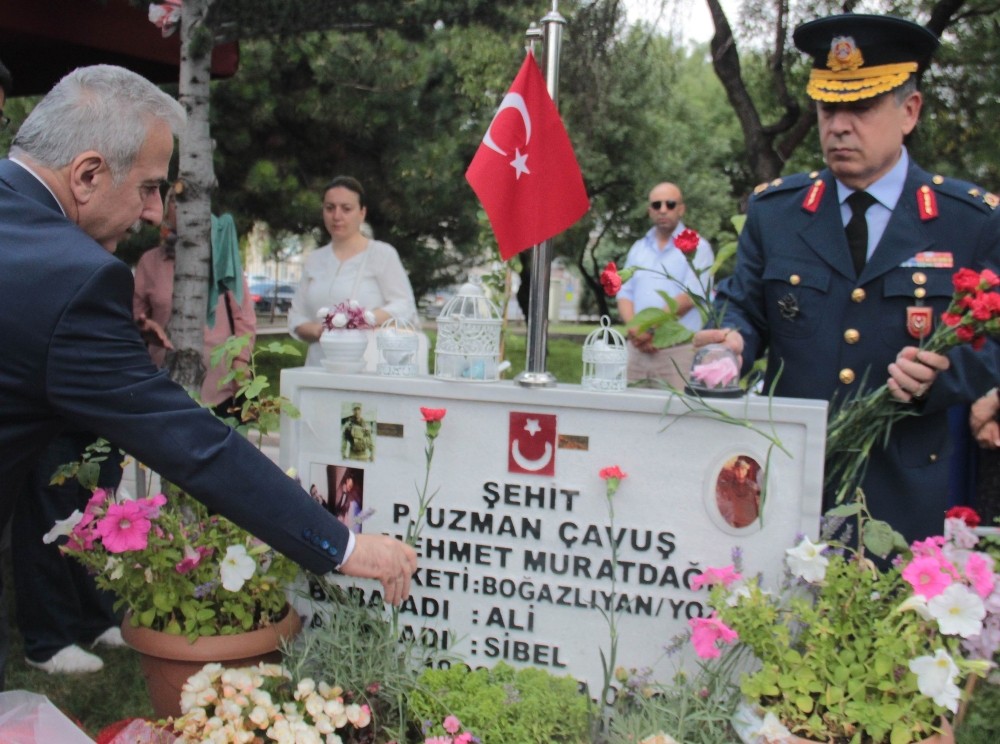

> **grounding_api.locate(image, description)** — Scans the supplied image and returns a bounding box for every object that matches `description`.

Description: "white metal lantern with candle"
[581,316,627,391]
[376,317,419,377]
[433,280,503,382]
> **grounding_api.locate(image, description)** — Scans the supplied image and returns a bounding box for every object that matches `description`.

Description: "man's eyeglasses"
[650,200,679,211]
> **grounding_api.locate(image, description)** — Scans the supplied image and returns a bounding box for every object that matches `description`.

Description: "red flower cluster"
[673,228,701,254]
[941,268,1000,350]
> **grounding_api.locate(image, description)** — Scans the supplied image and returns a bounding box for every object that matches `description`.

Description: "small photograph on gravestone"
[327,465,366,535]
[714,454,763,529]
[341,401,376,462]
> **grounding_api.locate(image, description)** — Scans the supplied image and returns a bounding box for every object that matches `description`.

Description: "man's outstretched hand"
[339,534,418,606]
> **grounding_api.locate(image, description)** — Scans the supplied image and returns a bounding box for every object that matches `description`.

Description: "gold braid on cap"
[807,62,918,102]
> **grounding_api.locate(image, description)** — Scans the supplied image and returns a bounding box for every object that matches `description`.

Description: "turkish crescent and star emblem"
[508,412,557,476]
[907,306,934,340]
[482,93,532,180]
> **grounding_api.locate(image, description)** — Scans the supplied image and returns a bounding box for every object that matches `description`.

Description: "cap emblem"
[827,36,864,71]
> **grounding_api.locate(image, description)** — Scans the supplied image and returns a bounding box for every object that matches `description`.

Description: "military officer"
[696,13,1000,543]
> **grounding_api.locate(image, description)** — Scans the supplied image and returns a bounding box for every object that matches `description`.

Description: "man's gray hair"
[893,75,918,104]
[11,65,186,184]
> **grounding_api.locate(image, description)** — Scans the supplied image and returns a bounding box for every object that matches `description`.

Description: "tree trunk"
[167,0,217,393]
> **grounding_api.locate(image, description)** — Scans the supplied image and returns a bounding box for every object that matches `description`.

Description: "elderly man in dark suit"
[0,64,417,686]
[696,14,1000,543]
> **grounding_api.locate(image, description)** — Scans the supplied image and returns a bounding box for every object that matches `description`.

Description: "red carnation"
[600,261,623,296]
[953,267,982,293]
[946,505,981,527]
[599,465,626,480]
[420,407,447,423]
[955,325,976,343]
[674,228,701,254]
[981,268,1000,288]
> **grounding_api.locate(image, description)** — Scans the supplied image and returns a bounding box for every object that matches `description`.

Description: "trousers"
[11,430,123,663]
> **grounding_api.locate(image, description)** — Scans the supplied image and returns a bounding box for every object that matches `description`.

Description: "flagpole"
[515,2,565,389]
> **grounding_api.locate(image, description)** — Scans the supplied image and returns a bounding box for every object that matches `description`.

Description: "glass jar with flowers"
[689,494,997,744]
[318,300,377,372]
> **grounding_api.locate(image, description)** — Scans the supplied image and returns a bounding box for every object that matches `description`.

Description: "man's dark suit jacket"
[0,158,348,572]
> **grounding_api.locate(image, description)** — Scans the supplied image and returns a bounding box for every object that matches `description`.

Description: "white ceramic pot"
[319,329,370,368]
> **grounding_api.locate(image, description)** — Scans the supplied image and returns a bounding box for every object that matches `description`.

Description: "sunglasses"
[650,200,679,211]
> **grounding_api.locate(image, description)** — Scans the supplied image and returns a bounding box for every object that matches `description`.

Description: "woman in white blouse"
[288,176,418,367]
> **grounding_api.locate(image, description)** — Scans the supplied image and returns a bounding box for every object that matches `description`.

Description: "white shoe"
[25,645,104,674]
[92,626,127,649]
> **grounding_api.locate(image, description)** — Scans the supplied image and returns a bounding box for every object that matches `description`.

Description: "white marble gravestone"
[279,370,826,696]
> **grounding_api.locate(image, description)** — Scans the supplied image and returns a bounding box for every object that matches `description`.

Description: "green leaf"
[652,322,693,349]
[825,502,862,518]
[864,520,902,558]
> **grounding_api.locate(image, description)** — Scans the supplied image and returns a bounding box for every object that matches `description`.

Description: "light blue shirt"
[837,147,909,261]
[617,223,715,332]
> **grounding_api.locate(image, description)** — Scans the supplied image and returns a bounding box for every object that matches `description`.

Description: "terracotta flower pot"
[121,607,302,719]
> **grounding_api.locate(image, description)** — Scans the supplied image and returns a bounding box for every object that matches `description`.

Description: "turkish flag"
[465,51,590,261]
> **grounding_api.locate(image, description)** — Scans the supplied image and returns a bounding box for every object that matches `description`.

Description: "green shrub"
[409,662,592,743]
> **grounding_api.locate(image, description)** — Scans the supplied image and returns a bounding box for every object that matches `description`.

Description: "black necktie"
[845,190,877,276]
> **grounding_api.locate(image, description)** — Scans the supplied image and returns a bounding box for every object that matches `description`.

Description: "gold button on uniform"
[912,272,927,285]
[914,287,927,299]
[933,175,944,185]
[844,329,860,344]
[839,368,855,384]
[789,274,801,286]
[929,453,938,462]
[851,288,866,302]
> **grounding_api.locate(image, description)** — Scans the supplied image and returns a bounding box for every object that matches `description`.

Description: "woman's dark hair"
[323,175,366,208]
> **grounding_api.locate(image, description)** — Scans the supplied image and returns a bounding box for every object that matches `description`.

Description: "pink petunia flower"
[96,500,152,553]
[689,613,738,659]
[442,715,461,734]
[964,552,997,599]
[902,555,954,599]
[690,565,742,590]
[136,492,168,520]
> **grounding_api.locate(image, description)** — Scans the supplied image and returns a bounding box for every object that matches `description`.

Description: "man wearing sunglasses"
[617,182,714,388]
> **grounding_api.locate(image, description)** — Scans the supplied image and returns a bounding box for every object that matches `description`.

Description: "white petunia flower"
[785,536,829,583]
[219,544,257,591]
[755,711,793,742]
[909,648,961,712]
[897,594,933,620]
[928,582,986,637]
[43,509,84,544]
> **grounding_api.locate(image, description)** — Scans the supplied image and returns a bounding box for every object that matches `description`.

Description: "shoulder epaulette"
[750,171,818,201]
[925,174,998,212]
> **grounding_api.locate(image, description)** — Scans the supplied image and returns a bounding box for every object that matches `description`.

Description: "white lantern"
[581,316,627,391]
[434,281,503,382]
[376,317,419,376]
